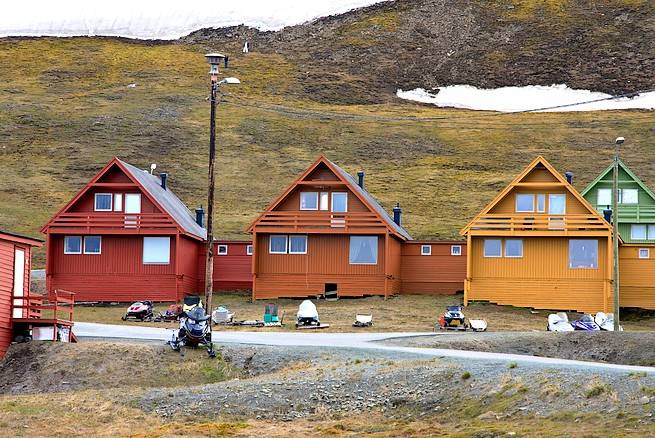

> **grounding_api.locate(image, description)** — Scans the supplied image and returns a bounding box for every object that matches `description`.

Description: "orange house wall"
[400,242,466,295]
[619,245,655,309]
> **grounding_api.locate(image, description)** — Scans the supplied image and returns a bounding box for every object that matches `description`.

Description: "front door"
[12,248,25,319]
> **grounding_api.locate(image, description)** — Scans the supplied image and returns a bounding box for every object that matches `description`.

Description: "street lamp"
[204,52,240,315]
[612,136,624,331]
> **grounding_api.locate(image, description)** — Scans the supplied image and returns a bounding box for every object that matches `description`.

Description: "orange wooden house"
[461,156,614,313]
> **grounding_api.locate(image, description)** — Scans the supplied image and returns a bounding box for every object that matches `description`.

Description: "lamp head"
[205,52,226,80]
[615,137,625,145]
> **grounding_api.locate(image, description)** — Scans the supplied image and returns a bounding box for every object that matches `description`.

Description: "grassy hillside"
[1,34,654,266]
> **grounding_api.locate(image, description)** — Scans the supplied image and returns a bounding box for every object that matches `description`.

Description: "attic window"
[621,188,638,204]
[332,192,348,213]
[597,188,611,206]
[300,192,318,210]
[515,194,534,212]
[94,193,112,211]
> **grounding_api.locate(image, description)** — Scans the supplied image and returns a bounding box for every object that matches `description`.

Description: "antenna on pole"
[150,163,157,175]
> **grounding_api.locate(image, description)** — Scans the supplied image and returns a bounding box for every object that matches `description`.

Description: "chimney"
[357,171,365,189]
[393,203,402,226]
[160,172,168,190]
[603,207,612,224]
[195,206,205,227]
[565,171,574,184]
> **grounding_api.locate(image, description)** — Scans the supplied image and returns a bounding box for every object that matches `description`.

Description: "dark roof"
[119,160,207,240]
[0,229,44,244]
[328,159,413,240]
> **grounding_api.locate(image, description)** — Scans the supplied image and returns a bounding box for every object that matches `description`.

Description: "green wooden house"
[581,159,655,244]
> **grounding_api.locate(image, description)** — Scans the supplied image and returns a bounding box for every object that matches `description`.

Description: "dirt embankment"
[384,332,655,366]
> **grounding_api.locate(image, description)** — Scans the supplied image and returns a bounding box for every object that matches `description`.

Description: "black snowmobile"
[168,306,216,358]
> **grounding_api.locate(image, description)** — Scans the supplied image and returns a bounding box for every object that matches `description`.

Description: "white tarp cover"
[1,0,388,40]
[397,84,655,113]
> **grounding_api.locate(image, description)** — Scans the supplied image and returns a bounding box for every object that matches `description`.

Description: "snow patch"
[1,0,389,40]
[397,84,655,112]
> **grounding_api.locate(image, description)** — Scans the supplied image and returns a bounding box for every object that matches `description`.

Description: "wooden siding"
[400,241,466,295]
[619,245,655,309]
[197,241,254,292]
[467,236,610,312]
[254,233,388,298]
[48,235,179,302]
[0,237,32,357]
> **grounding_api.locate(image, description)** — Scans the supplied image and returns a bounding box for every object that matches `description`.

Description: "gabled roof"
[581,158,655,202]
[42,157,206,240]
[0,229,44,246]
[460,155,609,235]
[246,155,412,240]
[118,160,206,240]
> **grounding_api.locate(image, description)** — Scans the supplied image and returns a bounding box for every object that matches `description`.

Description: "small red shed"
[400,241,466,294]
[0,230,43,357]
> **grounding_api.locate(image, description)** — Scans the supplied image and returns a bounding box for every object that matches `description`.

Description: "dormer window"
[94,193,112,211]
[300,192,318,210]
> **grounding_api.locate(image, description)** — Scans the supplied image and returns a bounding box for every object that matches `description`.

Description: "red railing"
[47,213,177,232]
[469,214,609,233]
[254,211,388,232]
[12,289,75,323]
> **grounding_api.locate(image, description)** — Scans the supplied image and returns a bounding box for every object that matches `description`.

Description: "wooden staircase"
[12,289,76,343]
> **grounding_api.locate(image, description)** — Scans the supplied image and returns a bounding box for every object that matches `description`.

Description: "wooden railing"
[47,213,177,232]
[469,214,609,233]
[12,289,75,323]
[596,205,655,222]
[254,211,388,233]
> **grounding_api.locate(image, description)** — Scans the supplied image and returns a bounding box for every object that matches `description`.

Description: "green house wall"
[582,164,655,244]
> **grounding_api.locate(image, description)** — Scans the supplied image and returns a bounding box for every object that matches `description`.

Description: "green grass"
[2,37,655,268]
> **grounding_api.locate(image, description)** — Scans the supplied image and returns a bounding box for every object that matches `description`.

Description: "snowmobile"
[154,304,183,322]
[571,314,601,331]
[547,312,574,332]
[437,305,487,332]
[353,313,373,328]
[169,306,216,358]
[296,300,328,329]
[594,312,622,331]
[121,300,154,321]
[182,295,203,313]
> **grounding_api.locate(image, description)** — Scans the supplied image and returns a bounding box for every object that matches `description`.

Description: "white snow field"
[1,0,389,40]
[397,84,655,113]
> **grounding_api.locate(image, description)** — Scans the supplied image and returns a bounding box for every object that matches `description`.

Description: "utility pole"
[203,53,240,314]
[613,136,624,331]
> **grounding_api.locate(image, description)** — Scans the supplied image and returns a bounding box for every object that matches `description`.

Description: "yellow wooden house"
[460,156,614,313]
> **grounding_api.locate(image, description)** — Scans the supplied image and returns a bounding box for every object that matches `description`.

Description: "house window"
[516,194,534,212]
[631,224,647,240]
[64,236,82,254]
[217,244,228,255]
[349,236,378,264]
[536,194,545,213]
[300,192,318,210]
[269,235,288,254]
[451,245,462,256]
[125,193,141,214]
[332,192,348,213]
[320,192,329,211]
[639,248,650,259]
[504,239,523,258]
[94,193,112,211]
[621,188,638,204]
[83,236,102,254]
[548,194,566,214]
[113,193,123,212]
[597,188,611,206]
[143,237,170,264]
[289,235,308,254]
[246,244,253,255]
[649,225,655,240]
[483,239,502,258]
[421,245,431,256]
[569,239,598,269]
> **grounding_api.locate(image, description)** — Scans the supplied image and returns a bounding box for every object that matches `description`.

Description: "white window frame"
[515,194,534,213]
[349,236,378,265]
[319,192,329,211]
[483,239,502,258]
[246,244,253,256]
[299,192,319,211]
[568,239,598,269]
[631,224,647,240]
[639,248,650,259]
[331,192,348,213]
[451,245,462,256]
[289,235,308,254]
[64,236,82,255]
[113,193,123,212]
[621,188,638,204]
[504,239,523,258]
[94,193,113,211]
[548,194,566,215]
[83,236,102,254]
[143,237,171,265]
[536,194,545,213]
[649,225,655,240]
[269,235,288,254]
[421,245,432,256]
[597,188,611,207]
[217,244,228,255]
[124,193,141,214]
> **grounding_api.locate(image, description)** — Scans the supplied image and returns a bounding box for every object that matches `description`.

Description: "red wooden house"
[246,156,466,299]
[41,158,207,302]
